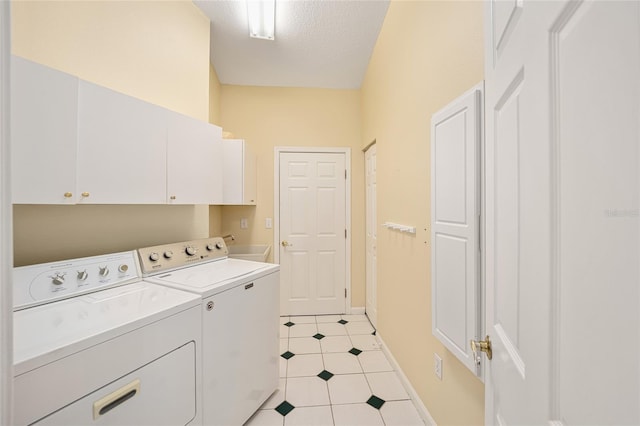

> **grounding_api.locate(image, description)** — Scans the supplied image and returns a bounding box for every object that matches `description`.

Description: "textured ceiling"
[194,0,390,89]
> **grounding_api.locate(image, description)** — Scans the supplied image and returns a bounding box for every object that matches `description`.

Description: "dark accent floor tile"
[284,321,295,327]
[281,351,295,360]
[367,395,386,410]
[349,347,362,356]
[275,400,295,416]
[313,333,325,340]
[338,319,348,325]
[317,370,334,381]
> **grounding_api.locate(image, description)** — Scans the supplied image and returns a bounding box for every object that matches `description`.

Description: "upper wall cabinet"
[77,80,168,204]
[430,82,483,378]
[11,56,79,204]
[221,139,256,205]
[11,55,223,205]
[167,114,223,204]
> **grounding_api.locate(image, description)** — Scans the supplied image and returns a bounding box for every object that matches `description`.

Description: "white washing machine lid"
[13,282,200,375]
[146,258,279,297]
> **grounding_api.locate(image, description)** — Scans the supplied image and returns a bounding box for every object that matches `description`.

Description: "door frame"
[0,1,13,423]
[363,141,377,326]
[274,146,352,314]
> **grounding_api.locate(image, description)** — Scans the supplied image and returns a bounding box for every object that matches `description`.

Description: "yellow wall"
[209,64,223,237]
[11,0,212,266]
[361,1,485,424]
[12,0,209,121]
[217,86,365,307]
[209,63,222,126]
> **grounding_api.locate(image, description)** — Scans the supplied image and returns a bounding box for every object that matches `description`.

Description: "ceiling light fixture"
[247,0,275,40]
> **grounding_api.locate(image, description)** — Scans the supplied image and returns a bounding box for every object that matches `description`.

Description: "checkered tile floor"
[245,314,425,425]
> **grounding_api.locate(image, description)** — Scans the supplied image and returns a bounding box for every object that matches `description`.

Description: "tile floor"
[245,314,425,426]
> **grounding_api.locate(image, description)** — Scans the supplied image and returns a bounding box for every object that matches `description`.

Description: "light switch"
[240,218,248,229]
[265,218,273,229]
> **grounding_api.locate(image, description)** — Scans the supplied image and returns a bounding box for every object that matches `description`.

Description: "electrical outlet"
[265,218,272,229]
[434,353,443,380]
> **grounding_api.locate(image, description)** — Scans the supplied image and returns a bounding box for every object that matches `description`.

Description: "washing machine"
[138,237,280,426]
[13,250,203,426]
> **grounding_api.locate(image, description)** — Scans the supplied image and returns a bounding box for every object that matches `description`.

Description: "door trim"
[0,1,13,423]
[364,142,377,327]
[274,146,352,314]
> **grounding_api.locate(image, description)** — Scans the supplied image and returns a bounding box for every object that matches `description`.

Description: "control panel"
[137,237,228,277]
[13,251,140,310]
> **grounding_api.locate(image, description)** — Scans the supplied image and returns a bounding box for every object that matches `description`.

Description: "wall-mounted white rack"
[382,222,416,234]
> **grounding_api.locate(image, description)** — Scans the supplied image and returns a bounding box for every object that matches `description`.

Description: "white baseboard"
[376,333,437,426]
[349,306,365,315]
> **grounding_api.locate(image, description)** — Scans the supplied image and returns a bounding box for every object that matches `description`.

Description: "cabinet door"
[167,114,222,204]
[242,142,257,204]
[77,81,167,204]
[430,83,482,377]
[11,56,79,204]
[221,139,257,205]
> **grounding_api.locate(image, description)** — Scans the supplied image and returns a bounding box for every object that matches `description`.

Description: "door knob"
[281,240,293,247]
[470,335,492,361]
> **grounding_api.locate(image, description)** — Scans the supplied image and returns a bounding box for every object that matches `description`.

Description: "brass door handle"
[281,240,293,247]
[471,335,492,361]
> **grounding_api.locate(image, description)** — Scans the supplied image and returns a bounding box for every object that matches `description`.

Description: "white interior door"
[278,151,347,316]
[485,0,640,424]
[365,144,377,327]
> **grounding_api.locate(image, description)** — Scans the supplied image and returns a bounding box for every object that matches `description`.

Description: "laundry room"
[4,1,487,425]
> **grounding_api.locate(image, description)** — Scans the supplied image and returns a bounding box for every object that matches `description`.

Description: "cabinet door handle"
[245,283,254,290]
[63,192,73,198]
[81,192,90,198]
[93,379,140,419]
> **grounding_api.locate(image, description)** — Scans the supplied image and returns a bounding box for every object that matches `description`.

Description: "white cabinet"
[167,114,223,204]
[77,81,167,204]
[430,83,483,377]
[11,56,79,204]
[11,56,223,205]
[221,139,256,205]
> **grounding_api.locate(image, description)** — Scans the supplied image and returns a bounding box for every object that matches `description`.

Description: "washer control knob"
[206,244,214,251]
[215,242,224,250]
[149,252,160,262]
[118,264,129,273]
[164,251,174,259]
[98,266,109,277]
[185,246,197,256]
[77,270,88,281]
[51,273,66,285]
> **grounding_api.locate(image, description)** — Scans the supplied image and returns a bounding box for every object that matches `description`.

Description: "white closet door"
[278,151,347,315]
[430,83,482,376]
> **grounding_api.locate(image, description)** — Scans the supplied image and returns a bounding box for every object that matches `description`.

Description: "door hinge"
[345,169,347,179]
[345,288,347,298]
[345,229,347,239]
